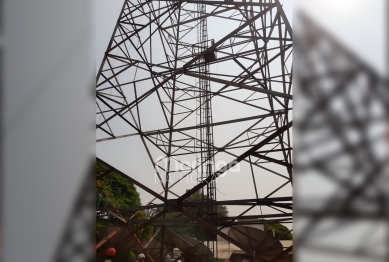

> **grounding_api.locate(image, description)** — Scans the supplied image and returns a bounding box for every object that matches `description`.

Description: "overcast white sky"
[296,0,386,76]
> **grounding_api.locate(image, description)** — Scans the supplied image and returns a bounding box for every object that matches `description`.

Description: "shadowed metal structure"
[294,12,389,262]
[96,0,293,260]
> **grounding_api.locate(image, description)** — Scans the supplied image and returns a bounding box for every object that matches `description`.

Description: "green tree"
[264,223,292,240]
[185,191,229,217]
[96,161,153,262]
[217,204,228,218]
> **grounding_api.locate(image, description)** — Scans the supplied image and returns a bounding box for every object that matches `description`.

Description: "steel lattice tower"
[194,1,217,257]
[96,0,293,261]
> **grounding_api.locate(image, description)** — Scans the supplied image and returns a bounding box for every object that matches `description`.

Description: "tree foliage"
[264,223,292,240]
[186,191,229,217]
[96,161,152,262]
[96,162,141,208]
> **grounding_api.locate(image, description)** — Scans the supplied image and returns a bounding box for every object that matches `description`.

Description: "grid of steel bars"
[96,0,293,260]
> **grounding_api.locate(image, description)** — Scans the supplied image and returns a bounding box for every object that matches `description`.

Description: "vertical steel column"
[195,0,217,259]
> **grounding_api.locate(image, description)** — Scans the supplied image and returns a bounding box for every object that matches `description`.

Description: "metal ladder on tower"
[194,1,217,259]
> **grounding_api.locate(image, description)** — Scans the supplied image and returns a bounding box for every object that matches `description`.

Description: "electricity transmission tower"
[96,0,293,260]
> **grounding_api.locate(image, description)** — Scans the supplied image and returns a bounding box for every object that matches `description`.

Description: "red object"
[105,248,116,257]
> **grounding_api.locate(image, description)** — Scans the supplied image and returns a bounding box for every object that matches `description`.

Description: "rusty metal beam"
[251,152,293,169]
[96,226,123,250]
[185,71,293,100]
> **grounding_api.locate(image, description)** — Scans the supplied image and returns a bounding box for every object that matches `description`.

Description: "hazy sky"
[296,0,386,76]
